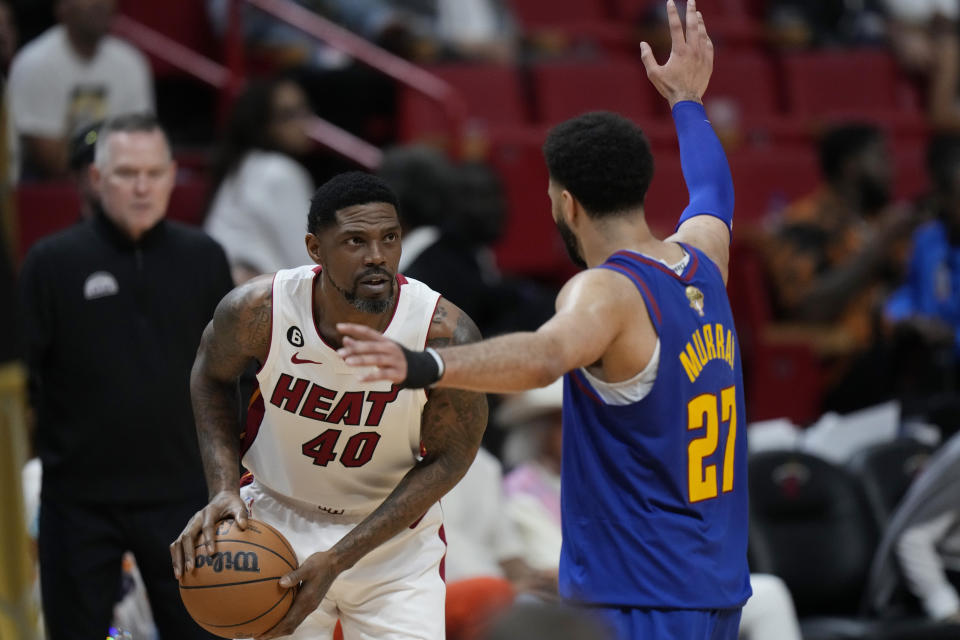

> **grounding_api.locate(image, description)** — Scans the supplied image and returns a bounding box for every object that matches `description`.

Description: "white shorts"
[240,481,446,640]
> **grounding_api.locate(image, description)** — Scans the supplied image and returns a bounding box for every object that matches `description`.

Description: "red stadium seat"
[508,0,608,28]
[485,128,578,281]
[531,58,658,126]
[783,50,914,118]
[726,243,824,425]
[643,148,820,233]
[642,153,687,237]
[16,183,81,261]
[397,64,528,142]
[706,51,780,119]
[167,176,212,227]
[728,149,820,224]
[116,0,219,75]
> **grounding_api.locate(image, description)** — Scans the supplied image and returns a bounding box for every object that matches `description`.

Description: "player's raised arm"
[335,268,631,393]
[642,0,734,282]
[170,275,273,579]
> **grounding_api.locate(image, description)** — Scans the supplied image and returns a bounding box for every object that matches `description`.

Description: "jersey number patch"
[686,386,737,503]
[302,429,381,468]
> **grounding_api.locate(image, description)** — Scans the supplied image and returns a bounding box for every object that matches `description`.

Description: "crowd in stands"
[3,1,960,639]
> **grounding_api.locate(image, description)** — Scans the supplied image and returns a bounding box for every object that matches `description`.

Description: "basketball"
[179,518,298,638]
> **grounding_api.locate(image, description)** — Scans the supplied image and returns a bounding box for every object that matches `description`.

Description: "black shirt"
[19,211,234,503]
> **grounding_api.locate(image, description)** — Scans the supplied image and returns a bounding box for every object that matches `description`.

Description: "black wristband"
[399,345,443,389]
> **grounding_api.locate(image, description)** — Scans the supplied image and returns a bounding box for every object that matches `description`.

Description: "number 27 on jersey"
[687,386,737,503]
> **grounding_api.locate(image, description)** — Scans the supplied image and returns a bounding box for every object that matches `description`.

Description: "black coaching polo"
[19,210,234,503]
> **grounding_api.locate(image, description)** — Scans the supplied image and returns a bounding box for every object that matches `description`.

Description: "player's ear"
[561,189,579,226]
[305,233,323,265]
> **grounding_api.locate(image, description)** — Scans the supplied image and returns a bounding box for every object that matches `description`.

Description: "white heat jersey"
[242,265,440,516]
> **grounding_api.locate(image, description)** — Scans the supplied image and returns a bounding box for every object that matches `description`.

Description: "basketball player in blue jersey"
[337,1,750,638]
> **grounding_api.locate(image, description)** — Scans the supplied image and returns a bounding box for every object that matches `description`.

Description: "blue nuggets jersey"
[559,244,751,609]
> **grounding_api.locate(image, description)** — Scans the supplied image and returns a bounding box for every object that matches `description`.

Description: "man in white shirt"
[7,0,154,180]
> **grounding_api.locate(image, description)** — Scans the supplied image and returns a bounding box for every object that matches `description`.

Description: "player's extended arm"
[170,275,272,579]
[336,268,628,393]
[257,299,488,640]
[641,0,733,282]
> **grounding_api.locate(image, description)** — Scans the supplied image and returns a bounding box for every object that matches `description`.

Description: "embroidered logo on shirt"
[291,352,322,366]
[83,271,119,300]
[685,286,705,317]
[287,326,305,347]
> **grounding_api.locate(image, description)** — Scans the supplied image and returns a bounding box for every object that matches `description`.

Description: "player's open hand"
[336,322,408,383]
[640,0,713,107]
[170,490,248,580]
[255,551,338,639]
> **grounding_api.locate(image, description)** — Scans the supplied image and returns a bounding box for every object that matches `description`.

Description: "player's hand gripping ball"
[179,519,298,638]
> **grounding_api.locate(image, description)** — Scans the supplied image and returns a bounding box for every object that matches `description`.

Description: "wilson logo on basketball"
[195,550,261,573]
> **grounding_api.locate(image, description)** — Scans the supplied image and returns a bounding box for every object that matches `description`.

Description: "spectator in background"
[7,0,153,181]
[884,0,960,132]
[320,0,518,63]
[204,77,315,284]
[765,123,914,412]
[499,381,563,574]
[866,431,960,624]
[208,0,516,64]
[885,134,960,414]
[766,0,887,49]
[442,446,553,640]
[380,146,554,338]
[68,120,102,220]
[18,114,232,640]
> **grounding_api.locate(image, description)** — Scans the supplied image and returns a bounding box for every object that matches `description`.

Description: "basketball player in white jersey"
[169,172,488,639]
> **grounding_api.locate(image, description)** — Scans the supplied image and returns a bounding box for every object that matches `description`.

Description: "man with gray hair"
[18,113,232,639]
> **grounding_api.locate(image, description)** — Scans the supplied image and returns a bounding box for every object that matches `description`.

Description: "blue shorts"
[590,606,742,640]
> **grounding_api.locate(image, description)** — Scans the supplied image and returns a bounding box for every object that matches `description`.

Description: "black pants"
[39,495,219,640]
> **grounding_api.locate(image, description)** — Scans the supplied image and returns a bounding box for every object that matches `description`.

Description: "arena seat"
[16,183,80,261]
[749,451,957,640]
[706,51,781,119]
[750,451,880,617]
[485,128,576,281]
[728,148,819,224]
[783,50,912,118]
[508,0,608,28]
[116,0,219,76]
[848,439,933,528]
[531,58,657,127]
[397,64,528,143]
[167,175,212,227]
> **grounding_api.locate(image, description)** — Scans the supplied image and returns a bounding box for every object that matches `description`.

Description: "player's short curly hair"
[308,171,400,234]
[542,111,654,217]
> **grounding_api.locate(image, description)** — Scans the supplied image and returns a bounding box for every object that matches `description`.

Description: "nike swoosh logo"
[291,352,322,366]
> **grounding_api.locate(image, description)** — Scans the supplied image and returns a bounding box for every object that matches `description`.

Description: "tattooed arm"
[258,298,488,640]
[170,274,273,579]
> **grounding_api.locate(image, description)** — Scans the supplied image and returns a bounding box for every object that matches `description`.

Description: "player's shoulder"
[558,265,643,307]
[214,273,273,325]
[425,296,482,347]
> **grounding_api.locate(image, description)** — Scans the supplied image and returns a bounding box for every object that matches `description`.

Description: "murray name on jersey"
[678,322,736,383]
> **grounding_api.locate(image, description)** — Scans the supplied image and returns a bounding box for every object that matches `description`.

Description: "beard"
[556,216,587,269]
[331,268,395,314]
